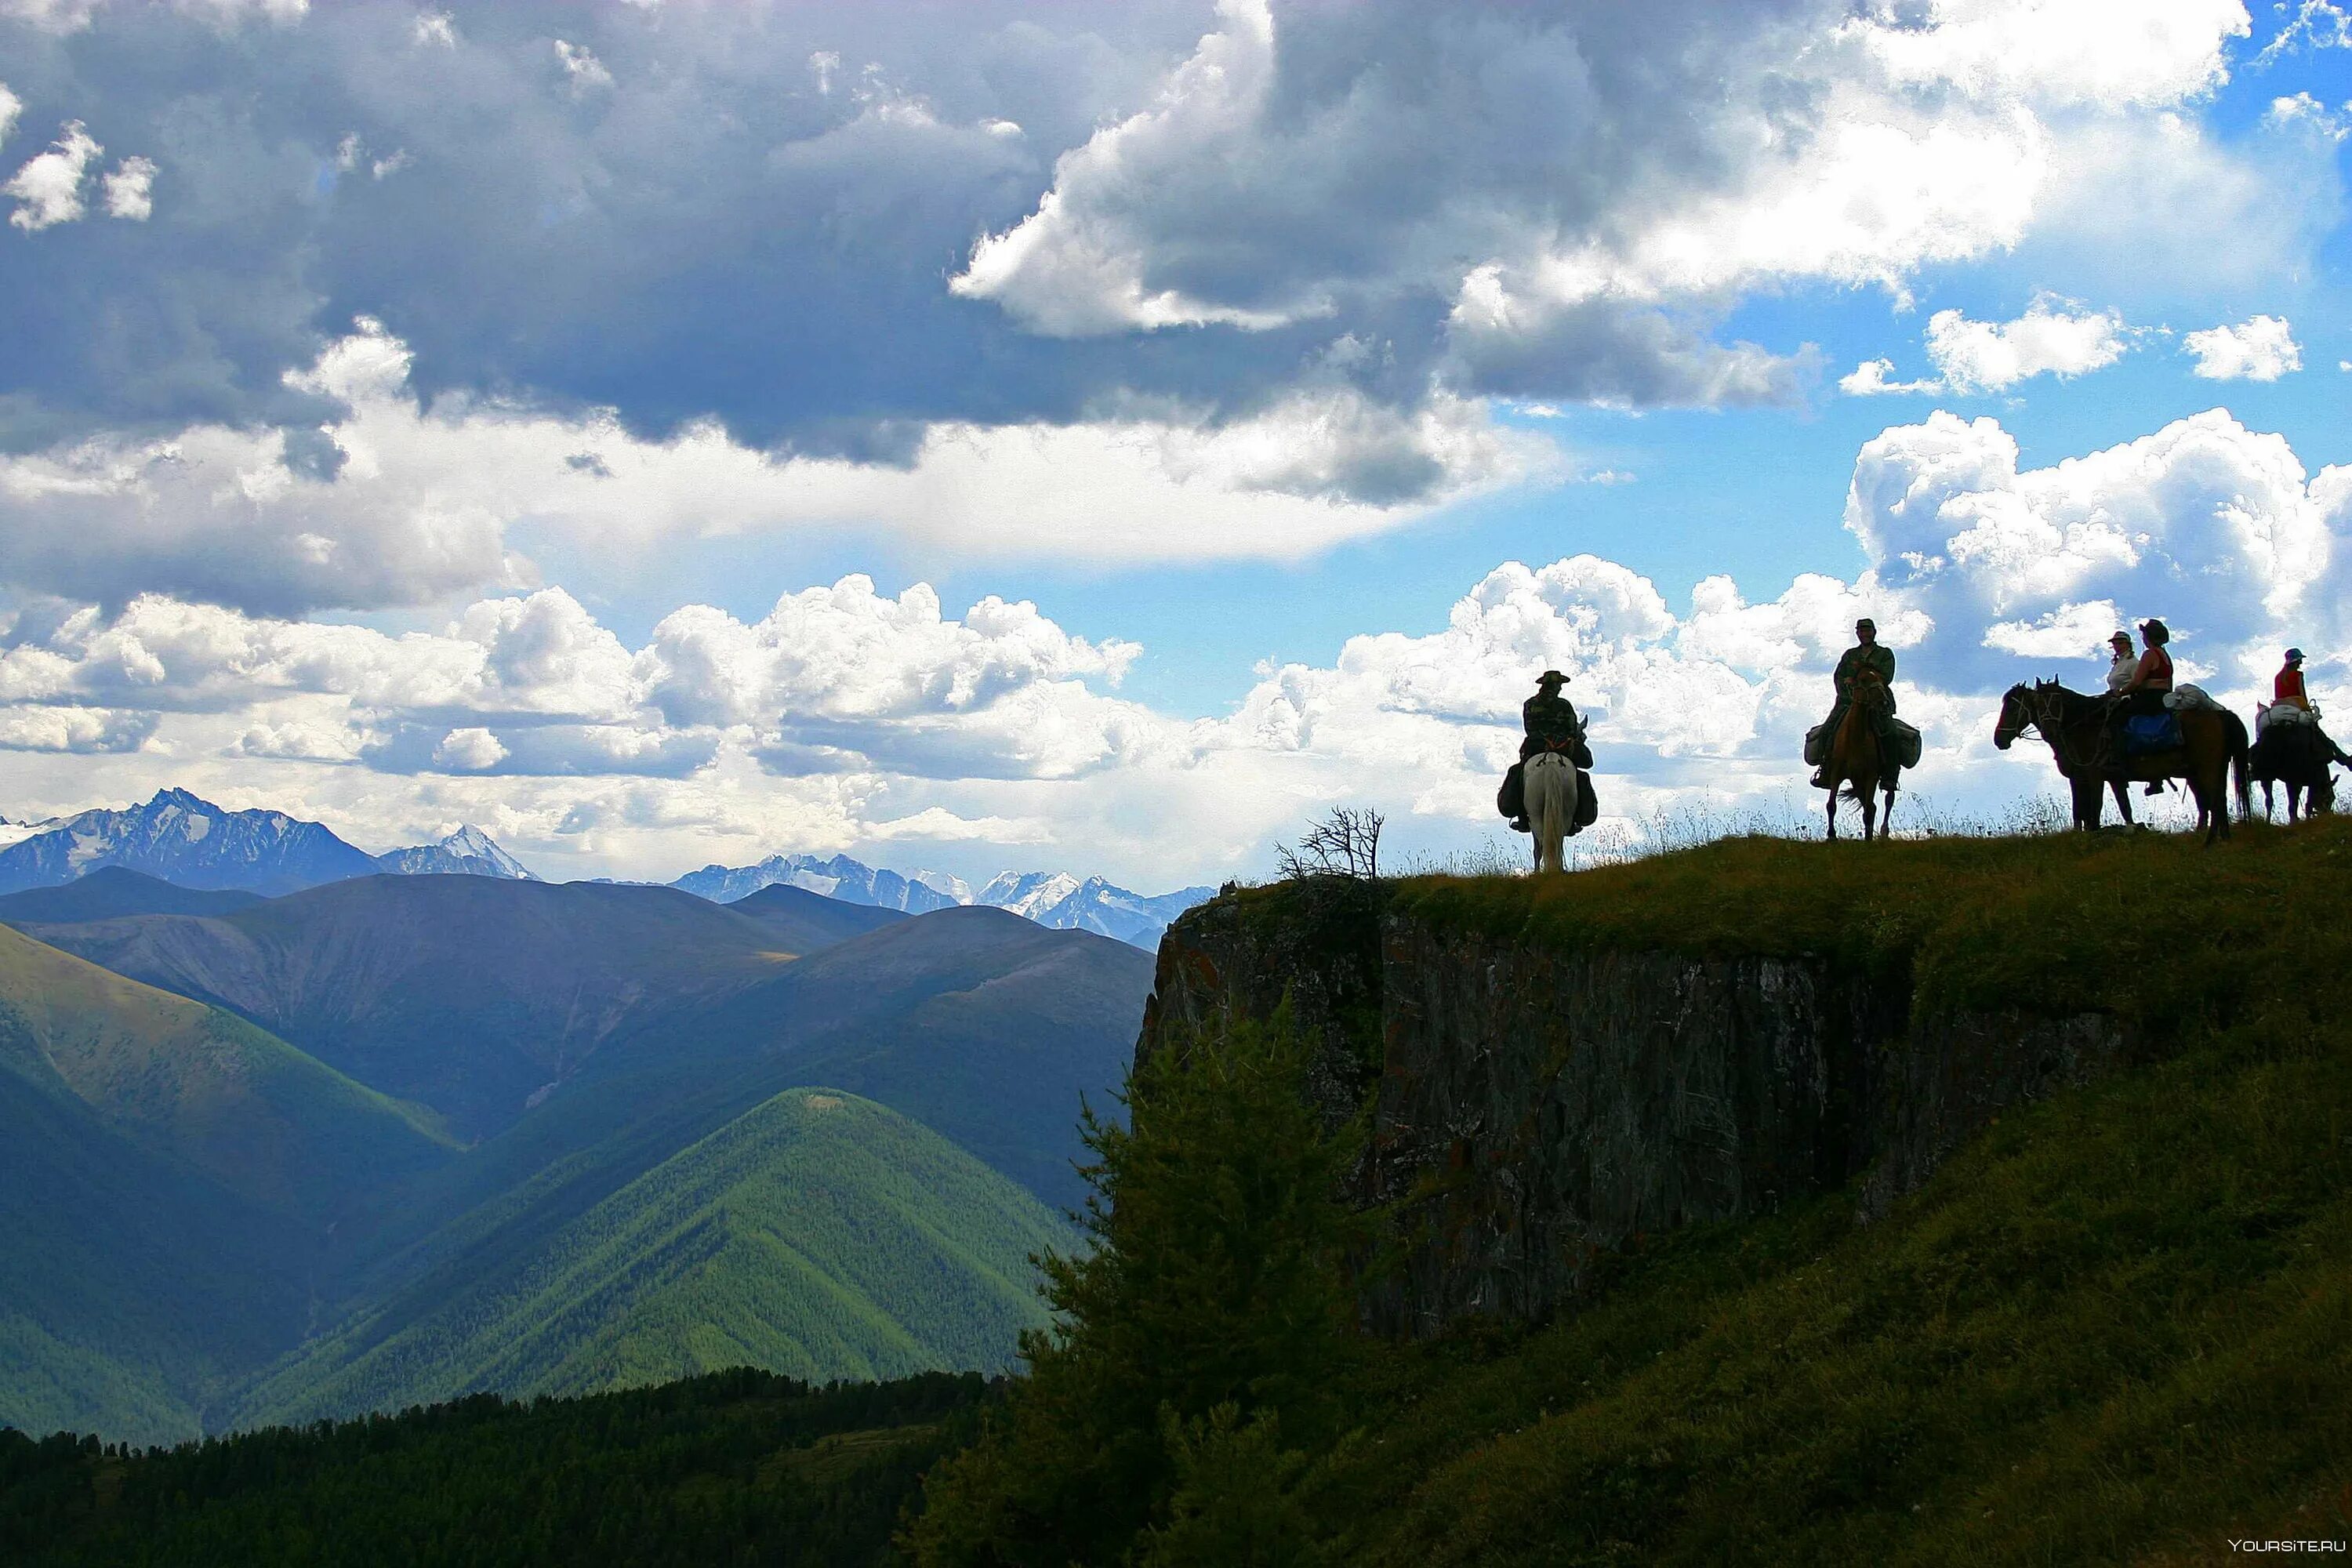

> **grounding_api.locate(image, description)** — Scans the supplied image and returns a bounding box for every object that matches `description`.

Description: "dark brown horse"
[1994,680,2250,844]
[1821,666,1896,841]
[2249,715,2347,822]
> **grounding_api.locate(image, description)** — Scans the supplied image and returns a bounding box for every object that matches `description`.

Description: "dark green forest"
[2,1370,985,1567]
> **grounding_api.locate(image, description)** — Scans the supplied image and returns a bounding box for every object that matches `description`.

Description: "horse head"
[1993,683,2034,750]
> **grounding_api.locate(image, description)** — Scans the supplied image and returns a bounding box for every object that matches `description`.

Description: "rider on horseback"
[2276,648,2314,714]
[1808,619,1897,790]
[2107,618,2176,793]
[1499,670,1588,833]
[2105,630,2137,694]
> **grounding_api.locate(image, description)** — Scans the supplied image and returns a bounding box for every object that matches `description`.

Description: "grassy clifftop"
[1384,816,2345,1022]
[922,820,2352,1565]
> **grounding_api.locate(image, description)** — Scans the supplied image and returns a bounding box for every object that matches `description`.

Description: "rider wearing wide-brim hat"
[1497,670,1588,832]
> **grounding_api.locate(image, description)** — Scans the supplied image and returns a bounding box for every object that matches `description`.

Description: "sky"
[0,0,2347,891]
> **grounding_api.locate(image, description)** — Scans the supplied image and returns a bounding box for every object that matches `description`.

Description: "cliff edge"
[1138,831,2235,1337]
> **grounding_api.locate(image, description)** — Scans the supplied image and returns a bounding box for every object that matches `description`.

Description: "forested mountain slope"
[232,1091,1063,1427]
[5,1370,985,1567]
[0,924,456,1444]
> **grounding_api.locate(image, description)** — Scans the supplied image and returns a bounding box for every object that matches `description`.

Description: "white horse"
[1524,751,1580,874]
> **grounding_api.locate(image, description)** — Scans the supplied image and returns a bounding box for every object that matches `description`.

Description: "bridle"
[2000,684,2100,775]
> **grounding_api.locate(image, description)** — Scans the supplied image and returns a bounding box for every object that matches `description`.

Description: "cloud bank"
[5,408,2343,885]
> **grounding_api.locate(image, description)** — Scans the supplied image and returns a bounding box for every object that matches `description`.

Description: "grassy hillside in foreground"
[234,1090,1067,1428]
[2,1369,987,1567]
[914,818,2352,1565]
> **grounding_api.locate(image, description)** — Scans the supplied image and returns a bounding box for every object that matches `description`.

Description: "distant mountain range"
[677,856,1213,950]
[0,791,535,898]
[1,790,1209,948]
[2,871,1153,1443]
[673,853,970,912]
[0,789,382,897]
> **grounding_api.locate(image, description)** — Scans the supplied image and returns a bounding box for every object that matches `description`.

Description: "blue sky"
[0,0,2347,889]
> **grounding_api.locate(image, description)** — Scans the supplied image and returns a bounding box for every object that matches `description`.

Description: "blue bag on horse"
[2122,712,2180,756]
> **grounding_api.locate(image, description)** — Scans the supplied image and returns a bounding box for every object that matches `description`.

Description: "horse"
[1523,750,1580,874]
[1820,666,1896,841]
[1989,677,2139,830]
[1994,680,2250,844]
[2249,713,2347,822]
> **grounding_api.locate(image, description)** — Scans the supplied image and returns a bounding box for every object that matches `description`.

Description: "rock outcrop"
[1138,878,2136,1338]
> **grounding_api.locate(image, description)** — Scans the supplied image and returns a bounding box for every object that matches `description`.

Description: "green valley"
[234,1090,1066,1425]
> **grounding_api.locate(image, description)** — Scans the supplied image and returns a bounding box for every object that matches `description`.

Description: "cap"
[2286,648,2305,662]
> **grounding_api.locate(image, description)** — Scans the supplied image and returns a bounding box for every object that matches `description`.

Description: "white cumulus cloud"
[433,727,506,771]
[554,40,613,95]
[2183,314,2303,380]
[1923,297,2130,392]
[5,119,100,230]
[100,154,156,220]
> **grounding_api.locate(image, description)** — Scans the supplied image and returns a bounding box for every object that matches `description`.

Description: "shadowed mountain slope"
[232,1091,1065,1427]
[0,867,263,925]
[724,881,908,954]
[0,923,456,1218]
[0,924,459,1444]
[19,877,801,1140]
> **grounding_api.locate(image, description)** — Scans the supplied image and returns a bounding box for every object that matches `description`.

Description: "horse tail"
[2226,710,2252,818]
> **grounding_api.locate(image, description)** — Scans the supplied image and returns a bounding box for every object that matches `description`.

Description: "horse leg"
[2110,778,2135,828]
[2262,779,2276,821]
[1824,778,1838,841]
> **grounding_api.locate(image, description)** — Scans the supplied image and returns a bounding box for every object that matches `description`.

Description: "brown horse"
[1990,678,2137,830]
[1993,680,2250,844]
[1821,666,1896,840]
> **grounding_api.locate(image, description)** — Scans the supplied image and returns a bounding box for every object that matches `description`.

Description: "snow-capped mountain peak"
[977,870,1084,920]
[376,826,539,880]
[0,789,381,897]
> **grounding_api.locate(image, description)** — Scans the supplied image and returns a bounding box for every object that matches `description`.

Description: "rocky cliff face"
[1138,879,2136,1338]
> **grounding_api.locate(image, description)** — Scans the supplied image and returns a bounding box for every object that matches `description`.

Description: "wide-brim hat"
[2140,618,2169,642]
[2109,631,2134,646]
[1535,669,1569,686]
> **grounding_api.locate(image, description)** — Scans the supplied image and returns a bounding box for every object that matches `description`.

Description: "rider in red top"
[2110,619,2175,789]
[2276,648,2310,710]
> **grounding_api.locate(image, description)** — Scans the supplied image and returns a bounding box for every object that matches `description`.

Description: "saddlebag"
[2122,712,2182,756]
